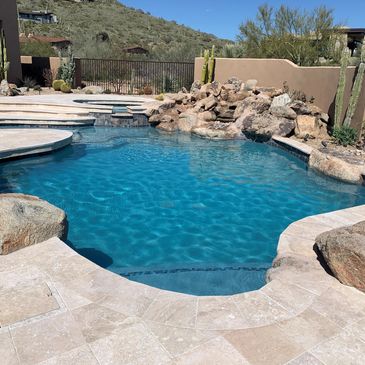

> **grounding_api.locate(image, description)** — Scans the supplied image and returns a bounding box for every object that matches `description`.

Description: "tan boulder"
[192,122,242,139]
[309,149,364,184]
[177,112,205,133]
[315,221,365,292]
[156,121,178,132]
[198,111,217,122]
[295,115,329,139]
[270,106,297,120]
[0,194,68,255]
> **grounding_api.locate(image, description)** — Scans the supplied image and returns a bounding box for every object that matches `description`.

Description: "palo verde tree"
[237,4,342,66]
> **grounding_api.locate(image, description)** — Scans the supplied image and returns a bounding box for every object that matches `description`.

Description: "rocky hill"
[16,0,230,61]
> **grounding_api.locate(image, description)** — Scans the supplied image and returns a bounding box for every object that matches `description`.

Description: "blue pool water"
[1,127,365,295]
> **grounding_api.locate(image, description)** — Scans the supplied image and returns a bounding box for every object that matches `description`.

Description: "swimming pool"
[1,127,365,295]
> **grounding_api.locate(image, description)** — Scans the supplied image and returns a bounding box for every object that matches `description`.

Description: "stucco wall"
[0,0,22,83]
[194,58,365,129]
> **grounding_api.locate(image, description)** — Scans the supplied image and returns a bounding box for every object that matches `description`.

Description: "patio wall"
[194,57,365,129]
[0,0,22,83]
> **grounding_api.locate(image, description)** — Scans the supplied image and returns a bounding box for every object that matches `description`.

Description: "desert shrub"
[238,4,342,66]
[143,85,153,95]
[21,76,37,90]
[52,80,65,91]
[332,126,357,146]
[33,85,42,92]
[155,93,164,101]
[42,68,55,88]
[60,83,72,93]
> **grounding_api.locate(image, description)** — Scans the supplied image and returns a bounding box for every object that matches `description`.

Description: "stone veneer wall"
[194,57,365,131]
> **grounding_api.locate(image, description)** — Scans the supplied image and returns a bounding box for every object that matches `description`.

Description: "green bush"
[155,93,164,101]
[60,83,72,93]
[52,80,65,91]
[332,126,357,146]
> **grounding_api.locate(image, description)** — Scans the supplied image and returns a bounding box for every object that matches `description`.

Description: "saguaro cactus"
[334,47,350,128]
[343,46,365,127]
[201,49,210,84]
[0,27,10,81]
[208,45,215,83]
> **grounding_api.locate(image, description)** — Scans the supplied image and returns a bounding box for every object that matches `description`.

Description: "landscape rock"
[271,93,291,108]
[198,110,217,122]
[158,99,176,113]
[227,77,243,91]
[0,194,68,255]
[289,100,311,115]
[244,79,258,91]
[315,221,365,292]
[309,149,364,184]
[202,95,218,111]
[270,105,297,120]
[190,80,202,93]
[192,122,242,139]
[177,111,204,132]
[234,96,271,119]
[0,80,11,96]
[239,112,295,141]
[83,85,104,94]
[156,121,178,132]
[295,115,329,139]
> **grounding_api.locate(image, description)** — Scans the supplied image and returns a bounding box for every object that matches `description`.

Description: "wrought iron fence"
[78,58,194,94]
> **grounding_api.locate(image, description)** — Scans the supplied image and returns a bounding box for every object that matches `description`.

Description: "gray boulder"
[0,194,68,255]
[270,105,297,120]
[315,221,365,293]
[271,93,291,108]
[239,112,295,141]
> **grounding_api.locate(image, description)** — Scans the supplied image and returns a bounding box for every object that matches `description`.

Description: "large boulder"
[270,105,297,120]
[177,111,204,133]
[234,96,271,119]
[315,221,365,292]
[0,80,12,96]
[294,115,329,139]
[271,93,291,108]
[309,150,364,184]
[238,112,295,141]
[192,122,242,140]
[0,194,68,255]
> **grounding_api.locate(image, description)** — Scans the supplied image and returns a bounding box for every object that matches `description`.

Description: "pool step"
[109,112,149,128]
[0,114,95,126]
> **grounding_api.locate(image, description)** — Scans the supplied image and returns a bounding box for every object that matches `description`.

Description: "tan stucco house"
[0,0,22,83]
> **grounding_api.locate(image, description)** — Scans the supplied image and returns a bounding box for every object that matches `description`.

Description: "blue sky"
[120,0,365,40]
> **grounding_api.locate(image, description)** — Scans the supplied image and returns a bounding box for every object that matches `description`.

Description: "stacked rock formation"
[145,78,330,141]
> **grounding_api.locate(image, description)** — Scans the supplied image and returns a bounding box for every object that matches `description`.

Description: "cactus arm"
[208,45,215,83]
[201,49,209,84]
[343,61,365,127]
[343,46,365,127]
[334,48,350,128]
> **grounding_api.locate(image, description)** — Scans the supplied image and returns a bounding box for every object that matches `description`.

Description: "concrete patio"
[1,205,365,365]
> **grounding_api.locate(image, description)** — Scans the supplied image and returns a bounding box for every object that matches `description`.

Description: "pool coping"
[0,129,73,161]
[1,205,365,364]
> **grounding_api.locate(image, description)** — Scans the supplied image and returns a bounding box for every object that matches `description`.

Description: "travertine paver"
[1,205,365,364]
[0,129,73,160]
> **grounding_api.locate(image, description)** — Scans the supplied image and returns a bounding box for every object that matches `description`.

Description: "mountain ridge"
[17,0,230,61]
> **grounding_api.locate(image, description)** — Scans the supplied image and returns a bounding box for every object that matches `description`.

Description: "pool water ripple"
[1,127,364,295]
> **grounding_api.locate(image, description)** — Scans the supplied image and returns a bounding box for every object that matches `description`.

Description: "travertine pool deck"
[1,205,365,365]
[0,129,73,160]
